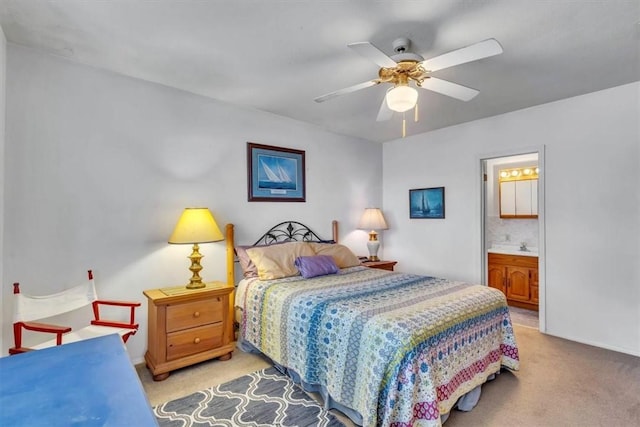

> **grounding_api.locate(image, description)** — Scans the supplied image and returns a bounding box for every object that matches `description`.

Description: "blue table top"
[0,334,158,426]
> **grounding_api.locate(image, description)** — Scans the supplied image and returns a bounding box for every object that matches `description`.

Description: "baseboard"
[543,331,639,357]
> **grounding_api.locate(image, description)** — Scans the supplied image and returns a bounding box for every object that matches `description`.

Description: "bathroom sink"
[488,245,538,257]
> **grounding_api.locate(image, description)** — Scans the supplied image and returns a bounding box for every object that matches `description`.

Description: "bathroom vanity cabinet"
[488,252,538,310]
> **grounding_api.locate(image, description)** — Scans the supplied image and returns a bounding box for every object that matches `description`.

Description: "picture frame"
[409,187,445,219]
[247,142,306,202]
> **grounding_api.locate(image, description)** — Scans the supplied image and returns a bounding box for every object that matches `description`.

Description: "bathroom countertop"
[488,244,538,257]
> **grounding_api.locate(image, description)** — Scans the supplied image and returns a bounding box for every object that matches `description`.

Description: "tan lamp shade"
[358,208,389,231]
[358,208,389,261]
[169,208,224,289]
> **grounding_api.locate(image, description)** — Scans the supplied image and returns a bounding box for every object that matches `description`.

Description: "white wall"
[1,44,382,362]
[0,26,6,354]
[383,82,640,356]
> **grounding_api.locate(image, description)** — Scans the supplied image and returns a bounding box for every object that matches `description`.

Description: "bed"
[226,220,519,427]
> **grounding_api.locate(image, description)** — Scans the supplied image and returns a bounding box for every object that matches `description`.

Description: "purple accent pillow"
[294,255,339,279]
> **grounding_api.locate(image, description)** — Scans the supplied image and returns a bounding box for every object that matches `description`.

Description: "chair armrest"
[94,300,141,308]
[13,321,72,349]
[92,300,141,327]
[20,321,72,335]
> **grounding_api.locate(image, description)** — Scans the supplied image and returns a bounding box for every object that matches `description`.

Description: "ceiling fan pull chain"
[402,113,406,138]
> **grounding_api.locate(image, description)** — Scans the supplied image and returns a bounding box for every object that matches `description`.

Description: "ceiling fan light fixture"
[386,85,418,113]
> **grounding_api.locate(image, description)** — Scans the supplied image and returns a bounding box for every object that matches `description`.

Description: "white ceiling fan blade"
[421,38,503,72]
[419,77,479,101]
[314,80,378,103]
[348,42,398,69]
[376,96,394,122]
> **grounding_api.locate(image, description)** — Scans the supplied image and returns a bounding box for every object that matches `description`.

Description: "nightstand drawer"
[166,323,224,360]
[166,298,224,332]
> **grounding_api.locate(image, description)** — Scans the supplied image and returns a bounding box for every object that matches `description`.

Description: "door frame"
[478,145,546,332]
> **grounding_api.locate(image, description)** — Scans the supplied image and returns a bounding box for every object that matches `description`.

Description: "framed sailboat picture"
[247,142,306,202]
[409,187,445,219]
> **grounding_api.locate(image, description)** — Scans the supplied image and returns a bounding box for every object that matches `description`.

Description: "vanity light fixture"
[499,166,539,182]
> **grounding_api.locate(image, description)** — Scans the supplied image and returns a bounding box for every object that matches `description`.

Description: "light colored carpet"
[508,305,539,329]
[445,326,640,426]
[138,349,271,407]
[138,325,640,426]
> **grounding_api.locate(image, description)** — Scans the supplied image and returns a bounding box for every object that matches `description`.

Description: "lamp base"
[186,243,206,289]
[366,230,380,261]
[186,281,206,290]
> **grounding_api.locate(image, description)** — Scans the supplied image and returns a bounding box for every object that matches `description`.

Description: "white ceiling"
[0,0,638,143]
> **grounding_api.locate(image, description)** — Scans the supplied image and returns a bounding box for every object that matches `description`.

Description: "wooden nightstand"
[362,260,398,271]
[143,282,234,381]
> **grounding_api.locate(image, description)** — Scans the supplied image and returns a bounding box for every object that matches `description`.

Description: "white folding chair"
[10,270,140,355]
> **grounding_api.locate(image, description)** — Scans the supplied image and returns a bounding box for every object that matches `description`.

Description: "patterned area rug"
[153,367,345,427]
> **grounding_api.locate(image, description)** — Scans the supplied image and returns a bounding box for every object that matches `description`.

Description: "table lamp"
[168,207,224,289]
[358,208,389,261]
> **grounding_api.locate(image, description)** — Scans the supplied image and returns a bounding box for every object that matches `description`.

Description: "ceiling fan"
[314,37,503,124]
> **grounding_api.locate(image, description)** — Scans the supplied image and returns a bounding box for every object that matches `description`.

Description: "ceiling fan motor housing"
[378,60,427,86]
[390,37,425,64]
[392,37,410,53]
[382,38,427,87]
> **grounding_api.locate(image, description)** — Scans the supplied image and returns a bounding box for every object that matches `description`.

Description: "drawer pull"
[193,311,200,318]
[194,337,201,344]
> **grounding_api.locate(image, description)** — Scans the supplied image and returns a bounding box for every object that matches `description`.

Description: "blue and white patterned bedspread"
[240,266,519,426]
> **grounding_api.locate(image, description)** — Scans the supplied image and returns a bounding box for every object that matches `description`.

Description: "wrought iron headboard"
[251,221,331,246]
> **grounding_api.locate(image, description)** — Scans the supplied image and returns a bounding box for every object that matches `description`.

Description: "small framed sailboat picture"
[247,142,306,202]
[409,187,445,219]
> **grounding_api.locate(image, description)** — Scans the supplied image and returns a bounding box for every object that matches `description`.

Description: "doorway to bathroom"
[480,148,545,332]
